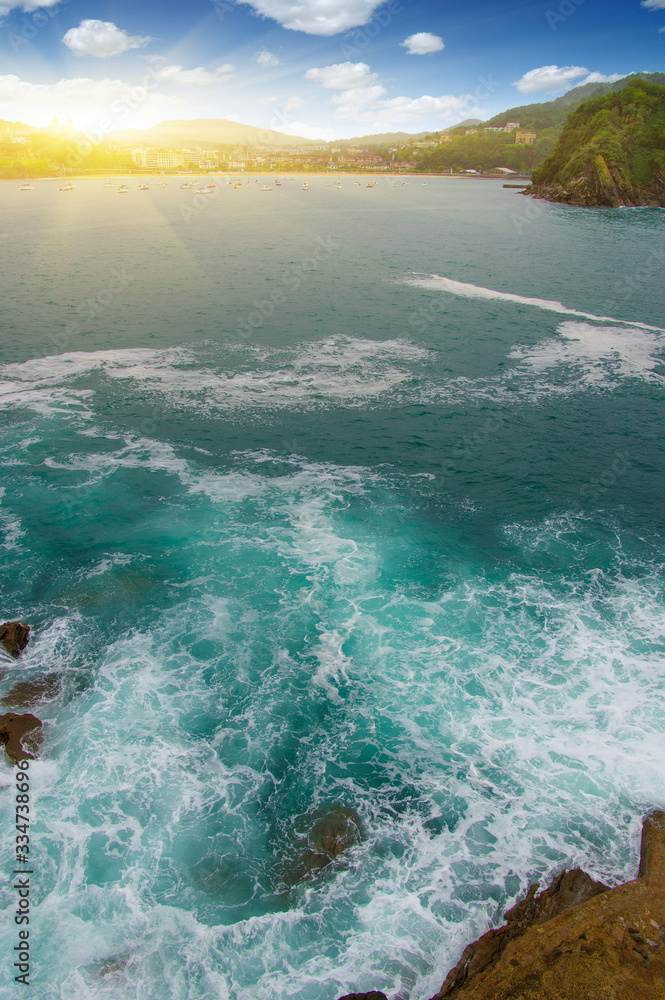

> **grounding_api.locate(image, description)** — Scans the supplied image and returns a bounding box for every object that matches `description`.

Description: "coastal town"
[1,114,540,177]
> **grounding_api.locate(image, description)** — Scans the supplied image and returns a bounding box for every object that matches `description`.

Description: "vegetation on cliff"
[527,78,665,206]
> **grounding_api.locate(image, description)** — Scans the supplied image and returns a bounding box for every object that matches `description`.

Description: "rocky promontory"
[432,810,665,1000]
[524,154,665,207]
[523,77,665,208]
[336,811,665,1000]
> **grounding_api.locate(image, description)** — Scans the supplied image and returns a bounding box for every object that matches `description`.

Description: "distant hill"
[486,73,665,132]
[111,118,319,148]
[338,120,483,146]
[526,78,665,206]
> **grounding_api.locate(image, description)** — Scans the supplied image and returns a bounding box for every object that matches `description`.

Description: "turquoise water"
[1,175,664,999]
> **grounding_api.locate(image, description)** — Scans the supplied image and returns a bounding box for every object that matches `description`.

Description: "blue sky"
[0,0,663,138]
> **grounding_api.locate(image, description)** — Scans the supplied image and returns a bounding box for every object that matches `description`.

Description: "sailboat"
[20,160,34,191]
[59,166,75,191]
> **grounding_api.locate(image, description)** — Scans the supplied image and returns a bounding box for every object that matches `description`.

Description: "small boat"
[138,183,149,190]
[156,182,167,187]
[274,180,281,186]
[103,180,113,187]
[234,183,242,188]
[261,184,272,191]
[207,183,216,189]
[302,181,309,190]
[59,166,75,191]
[20,161,34,190]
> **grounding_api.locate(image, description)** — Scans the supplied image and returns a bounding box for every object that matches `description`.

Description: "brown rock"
[0,621,30,659]
[337,993,388,1000]
[0,712,43,762]
[430,810,665,1000]
[2,674,61,708]
[280,804,362,886]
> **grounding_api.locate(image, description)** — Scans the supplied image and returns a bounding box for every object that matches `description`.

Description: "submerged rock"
[280,804,362,886]
[0,621,30,659]
[430,810,665,1000]
[2,674,61,708]
[0,712,43,763]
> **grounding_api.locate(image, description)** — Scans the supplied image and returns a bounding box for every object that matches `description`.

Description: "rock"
[337,993,388,1000]
[280,804,362,886]
[0,621,30,659]
[524,156,665,207]
[429,810,665,1000]
[2,674,61,708]
[0,712,43,763]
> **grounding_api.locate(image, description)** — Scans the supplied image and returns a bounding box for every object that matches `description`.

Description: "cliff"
[429,810,665,1000]
[524,78,665,207]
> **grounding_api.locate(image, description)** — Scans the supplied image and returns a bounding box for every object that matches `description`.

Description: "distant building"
[515,131,537,145]
[465,129,478,135]
[131,147,187,169]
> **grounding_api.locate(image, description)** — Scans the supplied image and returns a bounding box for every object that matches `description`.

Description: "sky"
[0,0,663,140]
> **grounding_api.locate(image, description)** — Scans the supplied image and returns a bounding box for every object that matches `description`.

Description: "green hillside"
[527,77,665,206]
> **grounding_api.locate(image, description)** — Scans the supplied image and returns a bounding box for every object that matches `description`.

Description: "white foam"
[0,338,429,414]
[511,320,665,384]
[405,274,664,332]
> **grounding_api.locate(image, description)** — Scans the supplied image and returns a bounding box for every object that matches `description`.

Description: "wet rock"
[2,674,61,708]
[430,810,665,1000]
[280,804,362,885]
[0,712,43,763]
[337,993,388,1000]
[0,621,30,659]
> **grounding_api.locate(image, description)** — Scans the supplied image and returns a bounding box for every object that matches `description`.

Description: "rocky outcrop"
[524,155,665,207]
[280,804,362,886]
[432,869,609,998]
[0,712,43,763]
[0,621,30,659]
[2,674,61,708]
[430,810,665,1000]
[337,993,387,1000]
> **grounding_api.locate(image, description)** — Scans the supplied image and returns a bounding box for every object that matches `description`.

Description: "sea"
[0,174,664,1000]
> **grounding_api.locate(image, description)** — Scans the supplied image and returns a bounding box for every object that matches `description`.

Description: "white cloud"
[305,60,475,130]
[305,61,378,89]
[231,0,387,36]
[155,64,234,85]
[400,32,444,55]
[0,73,180,131]
[641,0,665,8]
[513,65,589,94]
[284,95,305,112]
[0,0,59,13]
[62,20,151,58]
[335,92,476,128]
[578,71,623,85]
[255,50,280,66]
